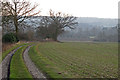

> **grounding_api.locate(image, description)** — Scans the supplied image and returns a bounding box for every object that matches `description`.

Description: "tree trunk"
[53,27,58,41]
[14,15,18,36]
[54,35,57,41]
[14,2,18,36]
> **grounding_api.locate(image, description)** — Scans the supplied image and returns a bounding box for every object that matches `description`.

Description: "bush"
[2,33,19,43]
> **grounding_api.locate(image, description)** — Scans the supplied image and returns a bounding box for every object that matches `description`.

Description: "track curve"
[23,46,47,80]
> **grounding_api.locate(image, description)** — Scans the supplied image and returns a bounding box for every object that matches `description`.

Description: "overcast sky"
[29,0,119,19]
[6,0,119,18]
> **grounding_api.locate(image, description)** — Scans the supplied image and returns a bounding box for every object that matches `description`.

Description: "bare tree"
[37,10,78,41]
[2,0,40,36]
[49,10,78,41]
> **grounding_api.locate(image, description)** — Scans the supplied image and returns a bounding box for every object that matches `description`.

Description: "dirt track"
[23,46,47,80]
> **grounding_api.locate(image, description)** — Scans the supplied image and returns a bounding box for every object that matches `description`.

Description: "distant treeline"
[58,26,118,42]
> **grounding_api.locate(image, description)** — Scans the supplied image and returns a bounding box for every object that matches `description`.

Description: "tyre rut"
[23,46,47,80]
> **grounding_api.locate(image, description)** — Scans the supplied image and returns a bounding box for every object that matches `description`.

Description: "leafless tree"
[37,10,78,41]
[49,10,78,41]
[2,0,40,36]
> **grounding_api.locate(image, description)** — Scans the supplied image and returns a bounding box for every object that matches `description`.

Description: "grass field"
[29,42,118,78]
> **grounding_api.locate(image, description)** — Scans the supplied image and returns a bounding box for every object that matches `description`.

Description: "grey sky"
[30,0,119,19]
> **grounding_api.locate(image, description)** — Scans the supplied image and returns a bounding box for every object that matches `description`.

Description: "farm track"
[23,45,47,80]
[0,44,47,79]
[0,46,23,79]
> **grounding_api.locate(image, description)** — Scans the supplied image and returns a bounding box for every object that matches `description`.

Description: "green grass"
[10,45,33,78]
[29,42,118,78]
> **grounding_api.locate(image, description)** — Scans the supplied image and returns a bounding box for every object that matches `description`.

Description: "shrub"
[2,33,19,43]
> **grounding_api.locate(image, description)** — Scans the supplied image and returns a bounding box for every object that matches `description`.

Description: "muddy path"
[0,46,23,80]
